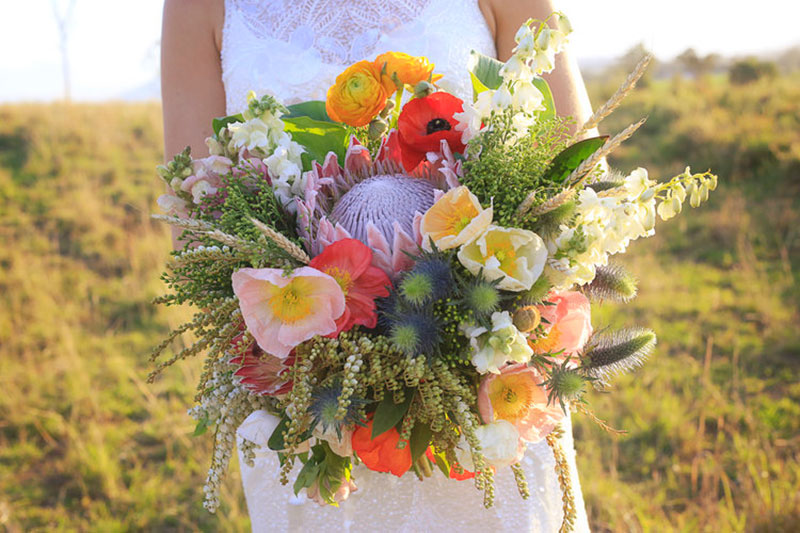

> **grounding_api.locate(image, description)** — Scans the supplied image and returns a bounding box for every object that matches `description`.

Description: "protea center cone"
[297,133,460,277]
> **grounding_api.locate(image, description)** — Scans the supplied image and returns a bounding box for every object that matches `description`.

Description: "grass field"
[1,73,798,531]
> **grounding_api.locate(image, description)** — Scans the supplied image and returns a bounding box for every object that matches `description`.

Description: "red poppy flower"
[229,333,295,396]
[309,238,391,336]
[352,418,412,477]
[397,92,466,173]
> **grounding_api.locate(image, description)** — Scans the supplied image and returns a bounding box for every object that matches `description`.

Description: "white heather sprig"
[189,359,268,513]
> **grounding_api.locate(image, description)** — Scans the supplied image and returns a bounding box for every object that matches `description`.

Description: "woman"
[161,1,593,530]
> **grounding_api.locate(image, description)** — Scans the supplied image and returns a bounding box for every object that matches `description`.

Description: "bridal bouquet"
[151,13,716,529]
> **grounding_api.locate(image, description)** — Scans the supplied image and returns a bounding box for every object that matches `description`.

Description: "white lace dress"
[222,1,590,530]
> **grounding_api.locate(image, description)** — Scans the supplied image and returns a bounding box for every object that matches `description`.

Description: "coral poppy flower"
[425,448,475,480]
[351,418,412,477]
[477,364,564,444]
[529,291,592,361]
[326,60,390,127]
[229,333,294,396]
[232,267,345,358]
[309,239,391,336]
[397,92,466,172]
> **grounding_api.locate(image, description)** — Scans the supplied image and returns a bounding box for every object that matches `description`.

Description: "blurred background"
[1,1,798,531]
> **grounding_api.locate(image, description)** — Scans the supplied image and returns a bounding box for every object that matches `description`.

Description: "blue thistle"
[309,382,365,439]
[388,311,440,358]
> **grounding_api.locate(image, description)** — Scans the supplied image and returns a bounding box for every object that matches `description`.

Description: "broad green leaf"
[532,76,556,122]
[371,389,415,439]
[284,116,349,168]
[286,101,332,122]
[543,136,609,184]
[469,50,504,91]
[212,113,244,136]
[293,459,320,496]
[409,423,433,460]
[470,71,490,101]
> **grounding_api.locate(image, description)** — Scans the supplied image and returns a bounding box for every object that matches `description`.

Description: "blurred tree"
[677,48,720,79]
[729,58,778,84]
[616,43,657,86]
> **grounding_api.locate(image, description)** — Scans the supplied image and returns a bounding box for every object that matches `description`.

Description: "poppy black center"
[426,118,452,135]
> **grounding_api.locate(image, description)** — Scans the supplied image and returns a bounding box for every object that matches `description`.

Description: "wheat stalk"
[576,54,652,138]
[250,217,310,264]
[516,186,576,220]
[151,214,215,232]
[567,118,646,187]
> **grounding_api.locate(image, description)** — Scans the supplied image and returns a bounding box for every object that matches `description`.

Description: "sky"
[1,0,799,102]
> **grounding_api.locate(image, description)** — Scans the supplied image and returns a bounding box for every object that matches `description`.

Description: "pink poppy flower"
[232,267,346,358]
[477,364,564,444]
[529,291,592,360]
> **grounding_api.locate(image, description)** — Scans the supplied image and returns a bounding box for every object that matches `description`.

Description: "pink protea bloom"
[232,267,346,358]
[229,333,294,396]
[529,291,593,361]
[296,133,461,278]
[477,363,564,444]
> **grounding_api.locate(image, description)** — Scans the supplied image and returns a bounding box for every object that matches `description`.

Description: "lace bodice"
[221,0,497,113]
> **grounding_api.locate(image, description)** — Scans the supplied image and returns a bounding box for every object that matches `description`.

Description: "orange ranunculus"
[351,419,412,477]
[326,60,390,127]
[374,51,442,90]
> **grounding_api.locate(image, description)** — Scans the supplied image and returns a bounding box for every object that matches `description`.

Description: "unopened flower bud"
[206,136,224,156]
[170,177,183,192]
[379,98,395,118]
[181,165,193,178]
[156,164,170,179]
[555,13,573,35]
[368,118,388,140]
[638,188,655,202]
[414,80,435,99]
[513,305,541,333]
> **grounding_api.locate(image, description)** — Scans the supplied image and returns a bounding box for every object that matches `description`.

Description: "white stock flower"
[464,311,533,374]
[511,81,545,114]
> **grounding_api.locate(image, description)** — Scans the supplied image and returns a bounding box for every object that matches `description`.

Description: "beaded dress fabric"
[222,0,590,530]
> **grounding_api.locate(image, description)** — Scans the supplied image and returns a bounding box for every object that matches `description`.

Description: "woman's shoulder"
[163,0,224,51]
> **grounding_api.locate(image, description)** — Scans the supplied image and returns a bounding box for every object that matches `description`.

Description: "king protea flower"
[296,135,461,278]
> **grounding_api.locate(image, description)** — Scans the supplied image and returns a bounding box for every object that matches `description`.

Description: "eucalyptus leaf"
[192,415,209,437]
[543,136,609,184]
[212,113,244,136]
[268,415,313,451]
[371,389,415,439]
[293,460,320,496]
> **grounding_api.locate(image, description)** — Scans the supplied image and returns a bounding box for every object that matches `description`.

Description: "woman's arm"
[161,0,226,160]
[480,0,595,134]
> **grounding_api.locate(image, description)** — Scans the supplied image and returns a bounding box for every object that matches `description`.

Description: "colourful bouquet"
[151,13,717,528]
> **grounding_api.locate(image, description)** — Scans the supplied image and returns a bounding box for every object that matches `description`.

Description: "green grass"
[0,72,798,531]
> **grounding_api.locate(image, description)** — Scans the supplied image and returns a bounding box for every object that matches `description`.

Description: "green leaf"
[192,415,209,437]
[212,113,244,136]
[371,389,415,439]
[469,50,504,91]
[286,101,332,122]
[293,460,320,496]
[470,71,490,101]
[409,423,433,460]
[267,415,313,451]
[532,76,556,121]
[283,116,349,167]
[543,136,609,184]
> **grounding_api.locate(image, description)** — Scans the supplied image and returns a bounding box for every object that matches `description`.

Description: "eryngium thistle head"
[544,359,588,411]
[409,256,453,300]
[583,262,638,303]
[388,311,440,358]
[331,174,436,246]
[309,382,364,438]
[582,327,656,386]
[462,278,502,320]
